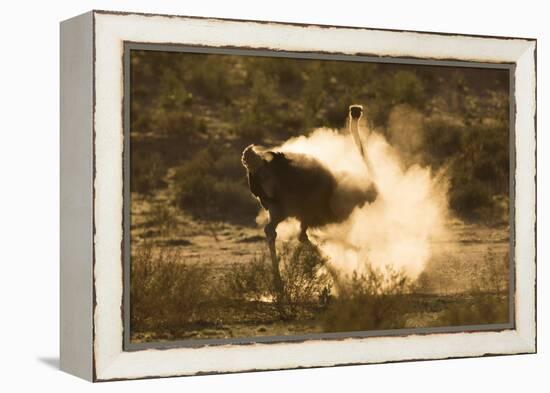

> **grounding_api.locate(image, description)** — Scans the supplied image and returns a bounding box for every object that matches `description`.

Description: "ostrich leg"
[264,208,284,301]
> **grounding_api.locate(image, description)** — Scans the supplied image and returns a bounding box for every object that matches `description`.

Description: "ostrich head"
[241,144,264,173]
[349,104,363,120]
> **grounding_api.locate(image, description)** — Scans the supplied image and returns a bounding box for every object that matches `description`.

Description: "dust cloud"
[266,118,450,280]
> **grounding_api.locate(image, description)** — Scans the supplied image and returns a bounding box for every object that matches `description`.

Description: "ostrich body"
[241,105,376,298]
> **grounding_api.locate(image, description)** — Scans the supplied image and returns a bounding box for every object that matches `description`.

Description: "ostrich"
[241,105,376,298]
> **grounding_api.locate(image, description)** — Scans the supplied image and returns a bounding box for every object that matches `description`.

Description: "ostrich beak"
[349,104,363,120]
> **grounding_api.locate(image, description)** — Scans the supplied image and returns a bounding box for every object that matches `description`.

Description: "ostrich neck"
[349,118,365,158]
[349,117,376,182]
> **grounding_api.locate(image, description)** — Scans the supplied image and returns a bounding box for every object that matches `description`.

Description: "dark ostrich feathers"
[242,144,377,229]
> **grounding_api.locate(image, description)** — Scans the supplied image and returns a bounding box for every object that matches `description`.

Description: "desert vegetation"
[129,50,511,343]
[131,51,509,223]
[130,241,509,342]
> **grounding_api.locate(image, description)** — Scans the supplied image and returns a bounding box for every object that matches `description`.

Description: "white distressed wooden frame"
[60,10,536,382]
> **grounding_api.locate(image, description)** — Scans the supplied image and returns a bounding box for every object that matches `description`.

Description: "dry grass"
[223,255,272,303]
[130,245,210,332]
[146,203,177,237]
[322,265,412,332]
[130,241,510,342]
[223,242,332,319]
[436,294,509,326]
[435,249,510,326]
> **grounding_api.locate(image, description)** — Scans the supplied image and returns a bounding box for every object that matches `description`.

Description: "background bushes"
[130,245,210,332]
[130,50,510,223]
[172,144,259,224]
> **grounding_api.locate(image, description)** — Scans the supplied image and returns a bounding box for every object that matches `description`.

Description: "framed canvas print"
[60,10,537,381]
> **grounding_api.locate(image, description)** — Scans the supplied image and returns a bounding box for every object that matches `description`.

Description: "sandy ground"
[131,187,510,288]
[130,187,510,343]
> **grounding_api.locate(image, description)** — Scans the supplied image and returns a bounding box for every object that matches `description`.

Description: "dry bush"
[278,242,333,318]
[436,294,509,326]
[146,203,177,236]
[223,255,273,303]
[470,249,509,294]
[131,50,510,221]
[130,245,210,333]
[434,249,510,327]
[173,146,259,224]
[223,242,333,319]
[130,151,167,195]
[322,265,412,332]
[415,247,509,295]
